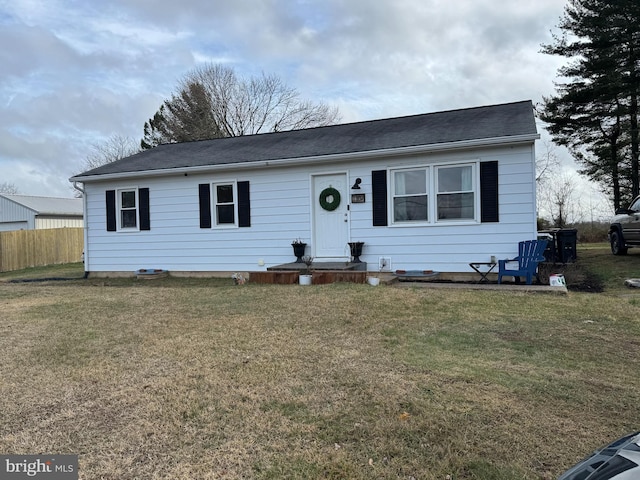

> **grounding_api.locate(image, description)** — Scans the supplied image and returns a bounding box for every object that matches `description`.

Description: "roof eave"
[70,133,539,183]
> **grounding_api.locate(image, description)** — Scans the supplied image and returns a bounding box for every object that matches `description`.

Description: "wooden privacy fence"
[0,228,84,272]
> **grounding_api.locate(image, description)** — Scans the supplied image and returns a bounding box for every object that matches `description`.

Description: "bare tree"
[71,135,140,197]
[142,64,340,149]
[536,141,561,183]
[539,171,583,228]
[83,134,140,171]
[536,142,562,225]
[0,182,19,194]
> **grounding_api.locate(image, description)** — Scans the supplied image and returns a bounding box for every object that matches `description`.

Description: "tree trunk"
[611,140,621,210]
[628,27,639,198]
[629,91,639,198]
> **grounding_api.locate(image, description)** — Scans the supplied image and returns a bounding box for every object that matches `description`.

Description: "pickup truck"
[608,195,640,255]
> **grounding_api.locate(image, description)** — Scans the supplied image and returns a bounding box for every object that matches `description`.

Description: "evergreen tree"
[141,81,222,149]
[540,0,640,208]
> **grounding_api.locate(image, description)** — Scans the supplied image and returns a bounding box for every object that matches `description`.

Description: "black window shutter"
[480,161,499,223]
[372,170,388,226]
[238,181,251,227]
[199,184,212,228]
[139,188,150,230]
[106,190,117,231]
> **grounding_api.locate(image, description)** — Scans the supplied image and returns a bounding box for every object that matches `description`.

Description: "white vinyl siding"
[82,142,537,274]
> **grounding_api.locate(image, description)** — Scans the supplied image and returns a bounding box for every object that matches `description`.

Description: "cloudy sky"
[1,0,575,201]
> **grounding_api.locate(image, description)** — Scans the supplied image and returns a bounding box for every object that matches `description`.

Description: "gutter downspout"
[72,181,90,279]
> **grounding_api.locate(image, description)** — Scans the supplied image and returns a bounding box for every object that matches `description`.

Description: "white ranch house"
[71,100,540,276]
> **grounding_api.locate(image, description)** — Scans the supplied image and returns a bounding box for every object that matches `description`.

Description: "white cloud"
[0,0,586,203]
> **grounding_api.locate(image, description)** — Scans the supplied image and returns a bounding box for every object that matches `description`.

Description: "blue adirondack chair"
[497,239,548,285]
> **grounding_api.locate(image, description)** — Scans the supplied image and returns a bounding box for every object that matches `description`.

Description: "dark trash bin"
[537,232,556,263]
[556,228,577,263]
[537,228,577,263]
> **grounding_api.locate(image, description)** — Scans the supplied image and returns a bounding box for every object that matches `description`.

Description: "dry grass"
[1,249,639,479]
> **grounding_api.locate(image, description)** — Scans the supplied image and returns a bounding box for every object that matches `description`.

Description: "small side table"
[469,262,497,283]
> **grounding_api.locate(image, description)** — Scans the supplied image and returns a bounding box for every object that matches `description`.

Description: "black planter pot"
[348,242,364,263]
[292,243,307,263]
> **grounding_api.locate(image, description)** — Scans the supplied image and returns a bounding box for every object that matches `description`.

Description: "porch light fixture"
[351,178,362,189]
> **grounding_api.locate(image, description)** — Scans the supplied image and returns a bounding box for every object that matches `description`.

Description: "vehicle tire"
[610,230,628,255]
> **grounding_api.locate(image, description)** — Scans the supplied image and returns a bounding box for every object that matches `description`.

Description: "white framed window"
[436,164,475,221]
[118,188,138,230]
[212,181,238,227]
[392,169,429,223]
[390,162,478,225]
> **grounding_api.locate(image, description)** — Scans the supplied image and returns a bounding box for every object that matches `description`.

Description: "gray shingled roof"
[73,100,537,180]
[2,195,83,216]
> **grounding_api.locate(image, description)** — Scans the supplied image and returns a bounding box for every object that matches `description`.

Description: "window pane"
[395,170,426,195]
[216,184,234,204]
[438,166,472,192]
[121,191,136,208]
[394,195,428,221]
[437,192,474,219]
[217,205,235,224]
[121,210,137,228]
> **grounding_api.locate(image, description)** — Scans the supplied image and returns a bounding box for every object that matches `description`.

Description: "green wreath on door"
[319,187,341,211]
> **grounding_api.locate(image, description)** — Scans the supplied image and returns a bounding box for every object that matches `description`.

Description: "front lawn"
[1,246,639,479]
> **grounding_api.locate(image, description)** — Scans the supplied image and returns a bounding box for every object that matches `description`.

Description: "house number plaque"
[351,193,365,203]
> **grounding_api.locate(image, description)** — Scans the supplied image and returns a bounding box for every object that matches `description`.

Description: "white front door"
[312,173,349,259]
